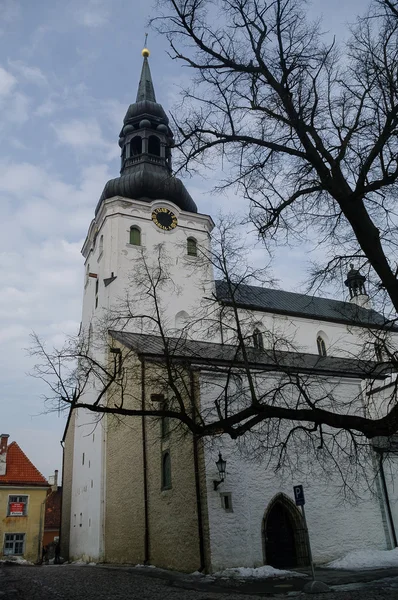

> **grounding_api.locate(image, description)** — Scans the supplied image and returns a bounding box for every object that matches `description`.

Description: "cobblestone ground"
[1,564,398,600]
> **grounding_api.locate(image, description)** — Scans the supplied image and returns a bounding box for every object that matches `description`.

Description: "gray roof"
[136,56,156,103]
[215,280,388,328]
[96,165,197,215]
[110,330,389,379]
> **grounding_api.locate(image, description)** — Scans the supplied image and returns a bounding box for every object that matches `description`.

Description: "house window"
[317,336,327,357]
[99,235,103,256]
[4,533,25,555]
[253,328,264,350]
[85,263,90,286]
[8,495,28,516]
[161,451,172,490]
[129,226,141,246]
[187,237,197,256]
[220,492,233,512]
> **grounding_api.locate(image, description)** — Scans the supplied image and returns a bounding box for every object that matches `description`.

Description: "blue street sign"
[294,484,305,506]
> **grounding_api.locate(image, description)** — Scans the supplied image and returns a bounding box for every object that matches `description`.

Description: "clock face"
[151,207,178,231]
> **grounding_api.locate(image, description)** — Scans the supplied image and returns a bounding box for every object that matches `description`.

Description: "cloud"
[52,118,119,159]
[0,66,16,96]
[0,0,20,24]
[74,0,110,28]
[3,91,29,123]
[8,60,48,87]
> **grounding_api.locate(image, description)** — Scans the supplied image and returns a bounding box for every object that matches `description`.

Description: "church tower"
[68,49,214,562]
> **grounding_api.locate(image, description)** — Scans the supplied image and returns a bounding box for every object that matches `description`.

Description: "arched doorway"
[262,494,310,568]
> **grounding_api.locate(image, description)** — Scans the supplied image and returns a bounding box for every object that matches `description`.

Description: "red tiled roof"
[44,487,62,529]
[0,442,48,487]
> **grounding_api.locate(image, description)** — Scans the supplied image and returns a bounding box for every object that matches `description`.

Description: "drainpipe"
[378,451,398,548]
[59,440,65,558]
[37,494,47,563]
[141,359,150,564]
[191,370,206,572]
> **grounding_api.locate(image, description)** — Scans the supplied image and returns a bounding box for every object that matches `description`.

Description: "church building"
[61,48,398,572]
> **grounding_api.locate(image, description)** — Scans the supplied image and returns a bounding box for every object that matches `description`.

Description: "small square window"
[4,533,25,555]
[8,495,28,516]
[220,492,233,512]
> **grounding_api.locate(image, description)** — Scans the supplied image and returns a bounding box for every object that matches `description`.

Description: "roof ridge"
[215,279,361,309]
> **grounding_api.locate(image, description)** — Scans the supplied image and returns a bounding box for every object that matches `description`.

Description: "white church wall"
[200,372,390,571]
[69,402,106,561]
[221,307,382,361]
[91,197,216,336]
[69,196,217,561]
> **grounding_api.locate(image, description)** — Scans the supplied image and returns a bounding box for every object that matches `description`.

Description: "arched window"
[175,310,190,329]
[161,452,171,490]
[131,136,142,156]
[129,226,141,246]
[253,328,264,350]
[99,235,103,256]
[187,237,197,256]
[317,336,327,357]
[148,135,161,156]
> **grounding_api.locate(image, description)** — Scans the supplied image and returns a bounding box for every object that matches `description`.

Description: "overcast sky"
[0,0,370,479]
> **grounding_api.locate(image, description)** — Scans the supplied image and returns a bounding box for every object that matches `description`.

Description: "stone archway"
[262,493,310,568]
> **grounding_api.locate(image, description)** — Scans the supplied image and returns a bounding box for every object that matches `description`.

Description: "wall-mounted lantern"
[213,452,227,490]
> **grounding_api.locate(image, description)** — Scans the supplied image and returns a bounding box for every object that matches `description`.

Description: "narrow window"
[95,279,99,309]
[375,342,384,362]
[85,263,90,285]
[148,135,161,156]
[129,226,141,246]
[161,402,170,439]
[8,495,28,516]
[79,513,83,527]
[131,136,142,155]
[317,336,327,357]
[99,235,103,256]
[4,533,25,555]
[220,492,233,512]
[82,452,85,465]
[187,237,197,256]
[253,328,264,350]
[161,451,172,490]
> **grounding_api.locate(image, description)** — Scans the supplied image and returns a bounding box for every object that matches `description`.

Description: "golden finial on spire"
[142,32,150,57]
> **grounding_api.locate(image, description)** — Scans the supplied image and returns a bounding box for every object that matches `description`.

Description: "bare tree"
[152,0,398,316]
[29,219,397,492]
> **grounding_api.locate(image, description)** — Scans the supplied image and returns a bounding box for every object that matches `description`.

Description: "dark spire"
[95,47,197,216]
[136,50,156,103]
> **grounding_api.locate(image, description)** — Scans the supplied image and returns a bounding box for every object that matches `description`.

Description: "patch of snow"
[0,557,33,565]
[70,559,88,565]
[213,565,307,579]
[326,548,398,570]
[190,570,206,577]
